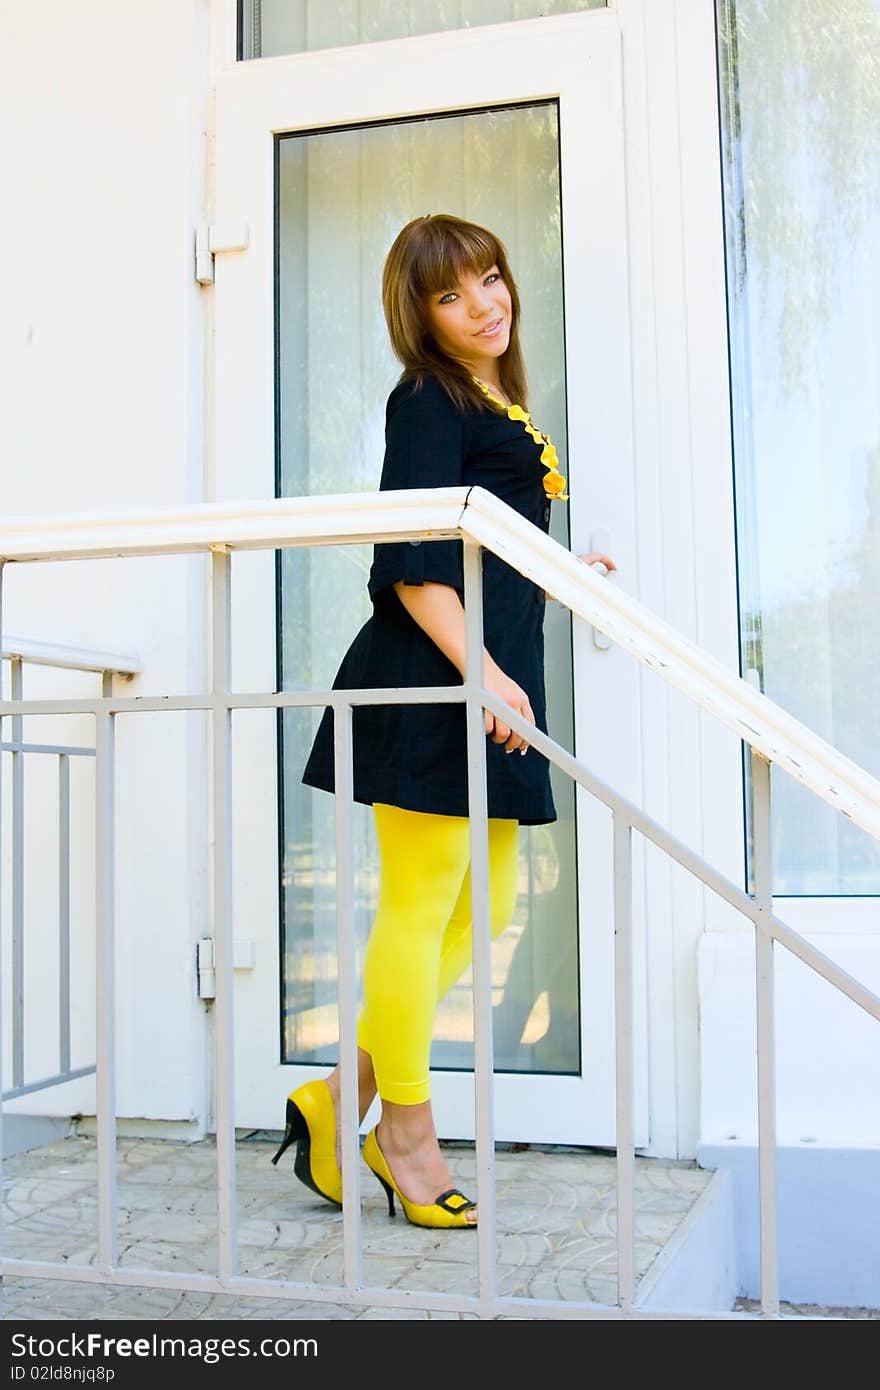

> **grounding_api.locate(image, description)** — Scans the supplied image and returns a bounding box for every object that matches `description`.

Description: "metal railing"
[0,638,140,1102]
[1,485,878,1320]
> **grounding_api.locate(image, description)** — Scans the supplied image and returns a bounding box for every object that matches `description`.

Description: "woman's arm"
[393,580,535,753]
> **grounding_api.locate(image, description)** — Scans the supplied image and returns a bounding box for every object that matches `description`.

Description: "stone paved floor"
[1,1134,876,1321]
[0,1132,713,1320]
[734,1299,880,1319]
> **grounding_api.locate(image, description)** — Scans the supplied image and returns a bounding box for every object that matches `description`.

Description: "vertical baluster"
[0,560,5,1259]
[464,539,496,1315]
[211,546,237,1282]
[94,704,117,1268]
[333,700,362,1289]
[59,753,71,1077]
[11,657,23,1091]
[613,813,635,1308]
[751,747,779,1316]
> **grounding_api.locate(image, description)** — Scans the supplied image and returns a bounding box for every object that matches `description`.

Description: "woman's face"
[424,263,513,378]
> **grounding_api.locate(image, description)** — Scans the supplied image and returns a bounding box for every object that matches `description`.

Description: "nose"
[468,287,493,317]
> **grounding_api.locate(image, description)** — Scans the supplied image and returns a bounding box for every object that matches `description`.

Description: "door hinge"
[194,220,249,285]
[196,936,256,999]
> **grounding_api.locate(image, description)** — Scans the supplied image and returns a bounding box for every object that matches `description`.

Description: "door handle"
[589,528,613,650]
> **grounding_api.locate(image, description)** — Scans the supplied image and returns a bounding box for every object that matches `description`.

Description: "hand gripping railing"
[1,485,878,1321]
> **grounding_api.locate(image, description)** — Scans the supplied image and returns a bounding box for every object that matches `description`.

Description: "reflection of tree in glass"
[753,442,880,891]
[717,0,880,397]
[492,823,580,1072]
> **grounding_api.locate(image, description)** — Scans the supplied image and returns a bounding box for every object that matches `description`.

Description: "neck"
[454,351,504,394]
[471,374,511,411]
[472,370,505,398]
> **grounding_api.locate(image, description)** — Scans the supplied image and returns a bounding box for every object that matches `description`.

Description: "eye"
[484,271,501,285]
[437,291,458,305]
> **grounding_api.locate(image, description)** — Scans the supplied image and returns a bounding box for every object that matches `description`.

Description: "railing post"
[11,657,24,1091]
[333,699,363,1289]
[463,539,496,1314]
[0,558,5,1264]
[94,702,117,1268]
[613,813,636,1308]
[211,545,237,1282]
[59,753,71,1077]
[751,746,779,1316]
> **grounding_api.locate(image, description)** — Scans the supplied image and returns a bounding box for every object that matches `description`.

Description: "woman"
[272,214,616,1229]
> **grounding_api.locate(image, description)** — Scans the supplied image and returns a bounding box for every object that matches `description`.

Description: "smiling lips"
[476,316,505,338]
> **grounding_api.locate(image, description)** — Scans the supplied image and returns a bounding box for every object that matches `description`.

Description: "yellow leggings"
[356,803,519,1105]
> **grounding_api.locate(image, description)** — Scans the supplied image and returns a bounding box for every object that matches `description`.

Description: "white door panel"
[213,9,648,1146]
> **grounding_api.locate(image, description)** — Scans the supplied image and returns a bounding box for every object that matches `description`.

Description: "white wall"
[699,931,880,1147]
[0,0,212,1126]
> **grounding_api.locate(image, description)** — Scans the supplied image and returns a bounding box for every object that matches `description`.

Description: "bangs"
[410,220,498,296]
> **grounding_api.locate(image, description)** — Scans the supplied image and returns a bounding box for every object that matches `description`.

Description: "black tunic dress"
[302,372,559,826]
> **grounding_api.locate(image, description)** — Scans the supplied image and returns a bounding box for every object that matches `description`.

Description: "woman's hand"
[483,656,535,755]
[578,551,617,573]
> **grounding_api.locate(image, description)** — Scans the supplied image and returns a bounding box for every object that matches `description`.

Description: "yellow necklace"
[471,377,568,500]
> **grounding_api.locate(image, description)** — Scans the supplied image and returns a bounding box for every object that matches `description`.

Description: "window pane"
[716,0,880,894]
[277,102,579,1076]
[241,0,604,60]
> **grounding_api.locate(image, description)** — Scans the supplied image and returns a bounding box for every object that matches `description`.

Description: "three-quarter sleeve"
[368,376,467,601]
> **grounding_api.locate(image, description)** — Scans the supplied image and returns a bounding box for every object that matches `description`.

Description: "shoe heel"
[362,1127,476,1230]
[375,1172,396,1218]
[270,1097,307,1166]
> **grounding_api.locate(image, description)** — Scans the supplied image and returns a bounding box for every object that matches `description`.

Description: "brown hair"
[381,214,528,413]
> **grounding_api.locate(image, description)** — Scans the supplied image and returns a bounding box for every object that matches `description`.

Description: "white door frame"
[211,5,659,1147]
[611,0,745,1158]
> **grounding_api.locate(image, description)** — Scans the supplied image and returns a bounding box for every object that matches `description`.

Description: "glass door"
[213,7,648,1145]
[277,100,577,1080]
[717,0,880,909]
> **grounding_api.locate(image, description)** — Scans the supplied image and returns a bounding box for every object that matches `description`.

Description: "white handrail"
[2,484,877,841]
[2,635,141,679]
[0,489,469,560]
[462,489,880,843]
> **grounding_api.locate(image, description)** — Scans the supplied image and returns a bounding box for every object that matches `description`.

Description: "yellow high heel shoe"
[270,1080,342,1207]
[362,1127,477,1230]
